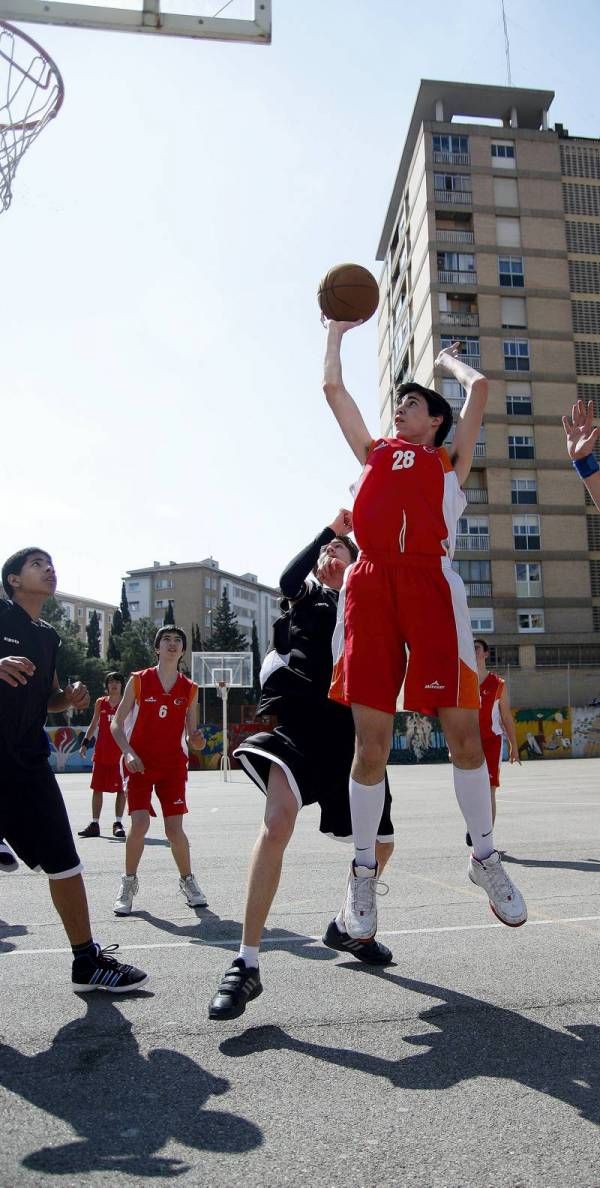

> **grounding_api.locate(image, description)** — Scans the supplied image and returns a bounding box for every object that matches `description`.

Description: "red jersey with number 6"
[93,696,122,765]
[125,667,197,769]
[351,437,466,557]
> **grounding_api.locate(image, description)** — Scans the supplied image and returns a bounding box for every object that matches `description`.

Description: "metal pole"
[567,662,571,709]
[222,686,229,782]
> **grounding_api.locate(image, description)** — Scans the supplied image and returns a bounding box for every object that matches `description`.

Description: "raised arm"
[436,341,488,485]
[562,399,600,509]
[323,321,374,465]
[279,509,353,601]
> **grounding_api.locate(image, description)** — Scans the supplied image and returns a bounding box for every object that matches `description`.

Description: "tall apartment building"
[56,592,117,658]
[124,558,280,661]
[376,79,600,701]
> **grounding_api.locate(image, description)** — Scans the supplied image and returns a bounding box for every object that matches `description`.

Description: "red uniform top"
[479,672,505,741]
[93,696,122,765]
[352,438,466,558]
[126,667,198,769]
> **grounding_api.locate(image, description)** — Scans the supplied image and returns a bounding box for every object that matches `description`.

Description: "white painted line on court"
[2,914,600,957]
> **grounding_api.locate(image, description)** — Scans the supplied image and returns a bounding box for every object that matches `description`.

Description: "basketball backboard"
[0,0,271,42]
[192,651,253,690]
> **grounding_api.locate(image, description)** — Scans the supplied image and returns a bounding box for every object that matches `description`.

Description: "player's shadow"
[0,919,28,954]
[220,967,600,1126]
[0,995,262,1177]
[501,853,600,874]
[135,909,337,961]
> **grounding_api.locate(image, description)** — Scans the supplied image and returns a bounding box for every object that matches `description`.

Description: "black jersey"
[258,581,339,717]
[0,599,60,767]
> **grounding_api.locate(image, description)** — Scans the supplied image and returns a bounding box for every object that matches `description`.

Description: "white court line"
[1,914,600,957]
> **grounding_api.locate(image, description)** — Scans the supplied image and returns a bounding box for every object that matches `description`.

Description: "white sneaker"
[114,874,138,916]
[469,851,527,927]
[179,874,208,907]
[343,861,387,940]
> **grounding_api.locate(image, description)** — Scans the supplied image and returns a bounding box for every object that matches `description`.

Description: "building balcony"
[440,311,479,327]
[434,189,472,205]
[433,150,471,166]
[473,442,486,457]
[438,269,477,285]
[456,353,481,368]
[435,228,475,244]
[464,487,488,504]
[455,534,490,551]
[464,581,492,598]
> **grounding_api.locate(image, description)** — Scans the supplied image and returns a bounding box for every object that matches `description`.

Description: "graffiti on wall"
[513,708,572,760]
[571,705,600,758]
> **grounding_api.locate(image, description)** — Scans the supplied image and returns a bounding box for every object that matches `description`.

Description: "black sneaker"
[0,843,18,873]
[72,944,149,993]
[112,822,126,839]
[78,822,100,838]
[322,919,393,965]
[208,958,262,1020]
[466,832,472,847]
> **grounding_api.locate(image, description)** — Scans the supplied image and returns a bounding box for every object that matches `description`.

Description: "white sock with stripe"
[349,777,384,869]
[453,762,494,860]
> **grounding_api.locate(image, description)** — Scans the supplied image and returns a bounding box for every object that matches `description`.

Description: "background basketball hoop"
[0,19,64,212]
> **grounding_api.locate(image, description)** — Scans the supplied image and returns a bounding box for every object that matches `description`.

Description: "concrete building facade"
[124,558,280,663]
[55,592,117,659]
[376,80,600,701]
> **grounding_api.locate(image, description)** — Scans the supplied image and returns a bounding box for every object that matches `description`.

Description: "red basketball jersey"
[126,668,197,768]
[352,438,466,557]
[479,672,504,741]
[93,696,122,765]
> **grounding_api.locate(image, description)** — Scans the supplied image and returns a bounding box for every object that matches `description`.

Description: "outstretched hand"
[322,317,363,334]
[562,399,600,461]
[329,508,353,536]
[434,340,462,369]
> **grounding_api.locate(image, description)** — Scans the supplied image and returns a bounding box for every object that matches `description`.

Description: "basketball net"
[0,21,64,213]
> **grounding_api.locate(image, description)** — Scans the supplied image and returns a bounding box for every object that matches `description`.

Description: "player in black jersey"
[208,511,394,1021]
[0,547,148,992]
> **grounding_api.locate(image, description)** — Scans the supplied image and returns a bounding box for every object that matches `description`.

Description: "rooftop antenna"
[501,0,512,86]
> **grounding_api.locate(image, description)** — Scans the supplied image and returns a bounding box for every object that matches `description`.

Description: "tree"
[163,599,175,626]
[117,618,157,679]
[120,582,131,625]
[205,589,247,652]
[250,621,262,702]
[107,606,124,662]
[41,597,106,724]
[191,622,202,652]
[86,609,101,658]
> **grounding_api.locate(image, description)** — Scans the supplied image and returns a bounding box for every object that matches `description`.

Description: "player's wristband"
[573,455,600,479]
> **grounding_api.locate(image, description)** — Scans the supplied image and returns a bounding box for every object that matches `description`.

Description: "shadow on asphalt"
[0,995,262,1177]
[501,853,600,873]
[0,918,28,954]
[220,967,600,1126]
[135,909,338,961]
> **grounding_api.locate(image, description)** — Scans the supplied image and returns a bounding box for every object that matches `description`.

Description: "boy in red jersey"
[110,627,207,915]
[78,672,127,839]
[324,322,527,937]
[467,638,519,843]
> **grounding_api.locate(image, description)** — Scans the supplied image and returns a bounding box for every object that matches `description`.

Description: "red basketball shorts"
[331,554,480,716]
[125,765,188,817]
[90,763,124,794]
[482,735,503,788]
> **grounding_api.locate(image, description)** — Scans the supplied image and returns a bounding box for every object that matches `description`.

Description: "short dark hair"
[154,625,187,652]
[104,671,124,692]
[474,637,489,654]
[1,547,52,596]
[395,383,453,447]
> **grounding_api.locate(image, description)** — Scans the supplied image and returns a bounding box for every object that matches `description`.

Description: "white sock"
[349,777,385,869]
[238,943,259,969]
[453,762,494,860]
[92,817,100,823]
[114,817,123,824]
[335,908,346,932]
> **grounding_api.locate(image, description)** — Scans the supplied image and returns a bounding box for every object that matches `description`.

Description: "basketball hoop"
[0,20,64,213]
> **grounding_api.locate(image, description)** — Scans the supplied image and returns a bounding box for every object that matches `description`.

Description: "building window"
[470,609,495,632]
[491,141,516,165]
[504,339,530,371]
[457,516,490,550]
[433,134,469,154]
[437,251,475,273]
[508,433,534,460]
[511,475,537,504]
[204,615,211,628]
[506,392,532,415]
[204,576,211,589]
[518,609,545,633]
[154,578,174,590]
[441,335,480,362]
[513,514,540,551]
[498,256,524,287]
[129,600,140,612]
[155,599,169,609]
[515,561,543,597]
[127,581,140,592]
[496,216,521,247]
[493,176,518,207]
[434,173,472,193]
[501,296,526,328]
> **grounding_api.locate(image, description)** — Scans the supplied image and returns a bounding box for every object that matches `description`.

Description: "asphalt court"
[0,760,598,1186]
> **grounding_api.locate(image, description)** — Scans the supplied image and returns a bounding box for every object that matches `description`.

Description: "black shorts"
[0,760,82,878]
[234,701,394,843]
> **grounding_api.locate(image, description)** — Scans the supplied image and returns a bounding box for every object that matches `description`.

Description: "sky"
[2,0,599,603]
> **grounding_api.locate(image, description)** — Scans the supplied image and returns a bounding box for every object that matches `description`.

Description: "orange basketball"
[317,262,379,323]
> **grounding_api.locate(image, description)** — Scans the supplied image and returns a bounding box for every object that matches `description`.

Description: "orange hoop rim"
[0,18,64,131]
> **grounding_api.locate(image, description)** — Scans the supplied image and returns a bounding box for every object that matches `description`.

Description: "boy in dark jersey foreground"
[0,547,148,992]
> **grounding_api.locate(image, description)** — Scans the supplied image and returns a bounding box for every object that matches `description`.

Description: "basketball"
[317,263,379,323]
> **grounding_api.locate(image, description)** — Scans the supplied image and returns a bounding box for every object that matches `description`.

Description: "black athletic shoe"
[208,958,262,1020]
[72,944,149,993]
[322,919,393,965]
[112,822,126,839]
[466,832,472,847]
[78,822,100,838]
[0,843,19,873]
